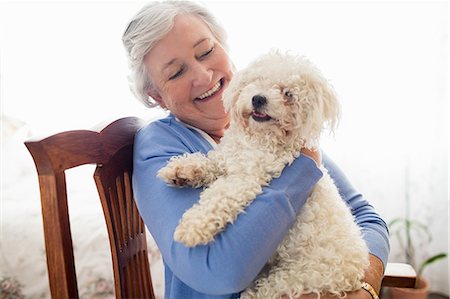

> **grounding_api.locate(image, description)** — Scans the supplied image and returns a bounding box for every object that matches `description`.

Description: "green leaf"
[418,253,448,278]
[388,218,432,241]
[388,218,404,229]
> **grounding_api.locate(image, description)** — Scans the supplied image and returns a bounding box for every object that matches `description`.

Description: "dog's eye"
[283,89,293,99]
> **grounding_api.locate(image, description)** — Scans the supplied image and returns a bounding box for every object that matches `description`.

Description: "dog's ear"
[315,74,340,132]
[298,71,340,149]
[222,67,257,128]
[222,69,246,113]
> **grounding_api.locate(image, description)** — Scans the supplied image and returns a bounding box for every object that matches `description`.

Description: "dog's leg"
[174,174,264,247]
[157,152,223,188]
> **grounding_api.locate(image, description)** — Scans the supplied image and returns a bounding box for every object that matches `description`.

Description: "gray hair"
[122,1,228,108]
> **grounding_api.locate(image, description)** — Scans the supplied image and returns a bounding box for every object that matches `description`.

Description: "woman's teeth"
[197,80,222,100]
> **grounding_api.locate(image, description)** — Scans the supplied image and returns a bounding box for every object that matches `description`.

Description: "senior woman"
[123,2,388,299]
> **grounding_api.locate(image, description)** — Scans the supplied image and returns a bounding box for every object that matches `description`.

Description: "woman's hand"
[300,147,322,166]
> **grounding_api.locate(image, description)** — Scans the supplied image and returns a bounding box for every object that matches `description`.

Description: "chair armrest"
[382,262,417,288]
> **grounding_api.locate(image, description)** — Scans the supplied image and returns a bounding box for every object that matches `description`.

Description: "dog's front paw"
[157,164,189,187]
[157,158,210,188]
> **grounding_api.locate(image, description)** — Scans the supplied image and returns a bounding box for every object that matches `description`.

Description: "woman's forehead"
[146,15,216,71]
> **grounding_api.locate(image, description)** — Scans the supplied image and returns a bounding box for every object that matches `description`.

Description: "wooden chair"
[25,117,416,299]
[25,117,154,299]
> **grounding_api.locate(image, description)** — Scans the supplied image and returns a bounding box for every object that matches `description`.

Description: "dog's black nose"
[252,95,267,108]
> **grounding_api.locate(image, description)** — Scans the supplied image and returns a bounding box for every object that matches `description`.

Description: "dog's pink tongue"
[253,111,267,117]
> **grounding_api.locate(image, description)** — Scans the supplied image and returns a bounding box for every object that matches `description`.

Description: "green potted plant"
[387,216,447,299]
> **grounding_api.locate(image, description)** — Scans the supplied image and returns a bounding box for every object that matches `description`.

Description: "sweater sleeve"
[132,122,323,295]
[323,153,390,269]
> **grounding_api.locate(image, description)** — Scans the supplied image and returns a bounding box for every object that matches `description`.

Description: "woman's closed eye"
[167,47,215,80]
[197,46,215,60]
[168,66,185,80]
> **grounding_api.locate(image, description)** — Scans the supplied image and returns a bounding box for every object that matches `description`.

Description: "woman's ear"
[147,89,166,108]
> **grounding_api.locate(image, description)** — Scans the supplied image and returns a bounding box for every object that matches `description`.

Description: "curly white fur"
[157,51,369,298]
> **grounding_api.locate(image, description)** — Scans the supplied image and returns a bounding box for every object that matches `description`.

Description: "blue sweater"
[133,114,390,299]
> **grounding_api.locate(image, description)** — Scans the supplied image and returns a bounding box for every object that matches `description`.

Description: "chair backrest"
[25,117,155,299]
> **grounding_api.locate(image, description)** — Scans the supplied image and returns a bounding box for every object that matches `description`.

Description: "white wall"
[1,0,448,294]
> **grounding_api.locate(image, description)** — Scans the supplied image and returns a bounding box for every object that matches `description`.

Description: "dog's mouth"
[251,110,272,122]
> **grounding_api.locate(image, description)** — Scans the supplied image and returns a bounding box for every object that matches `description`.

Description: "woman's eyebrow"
[193,37,210,48]
[162,58,178,71]
[161,38,211,71]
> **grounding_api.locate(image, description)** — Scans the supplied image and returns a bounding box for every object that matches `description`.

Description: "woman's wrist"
[363,254,385,294]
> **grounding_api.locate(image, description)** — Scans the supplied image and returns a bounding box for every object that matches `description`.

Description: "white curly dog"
[158,51,369,298]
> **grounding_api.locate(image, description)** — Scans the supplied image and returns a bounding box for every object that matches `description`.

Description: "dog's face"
[223,52,340,148]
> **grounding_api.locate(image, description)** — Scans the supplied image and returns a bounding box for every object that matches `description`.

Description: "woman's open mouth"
[251,110,272,122]
[195,79,223,101]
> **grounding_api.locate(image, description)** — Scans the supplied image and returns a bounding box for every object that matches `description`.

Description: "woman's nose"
[191,63,212,87]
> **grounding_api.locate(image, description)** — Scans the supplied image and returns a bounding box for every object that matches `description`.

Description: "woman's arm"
[133,121,323,295]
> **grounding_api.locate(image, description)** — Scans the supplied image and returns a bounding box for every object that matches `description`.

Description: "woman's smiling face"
[144,14,233,139]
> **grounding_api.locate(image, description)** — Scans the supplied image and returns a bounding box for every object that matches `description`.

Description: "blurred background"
[1,0,448,297]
